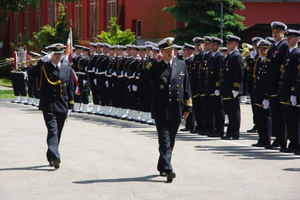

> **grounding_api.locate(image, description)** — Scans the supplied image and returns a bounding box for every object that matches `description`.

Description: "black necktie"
[167,62,172,71]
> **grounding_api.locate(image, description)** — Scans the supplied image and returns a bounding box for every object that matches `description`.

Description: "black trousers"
[283,106,300,150]
[201,95,213,133]
[257,107,271,145]
[88,72,100,105]
[269,97,287,148]
[12,79,27,96]
[250,92,259,129]
[209,96,225,135]
[185,111,195,130]
[223,97,240,137]
[43,111,66,162]
[193,96,204,131]
[27,76,35,98]
[155,119,181,173]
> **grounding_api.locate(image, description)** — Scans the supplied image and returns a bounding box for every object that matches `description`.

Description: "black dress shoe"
[247,128,257,133]
[160,172,167,177]
[180,128,190,132]
[198,130,207,135]
[190,129,199,134]
[49,161,54,167]
[221,136,239,140]
[53,158,61,169]
[280,148,296,153]
[207,132,221,137]
[265,143,281,150]
[252,143,268,147]
[294,151,300,155]
[166,172,176,182]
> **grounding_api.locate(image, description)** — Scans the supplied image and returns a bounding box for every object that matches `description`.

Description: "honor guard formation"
[6,21,300,182]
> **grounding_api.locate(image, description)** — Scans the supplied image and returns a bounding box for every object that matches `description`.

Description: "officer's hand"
[132,85,137,91]
[262,99,269,109]
[105,80,109,88]
[183,112,189,121]
[127,85,131,92]
[72,53,76,59]
[83,80,87,86]
[94,79,97,85]
[156,52,163,63]
[113,71,117,76]
[41,52,54,62]
[232,90,239,99]
[105,70,108,77]
[214,90,220,96]
[290,95,297,106]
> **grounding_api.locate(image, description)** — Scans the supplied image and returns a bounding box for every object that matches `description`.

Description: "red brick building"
[2,0,300,57]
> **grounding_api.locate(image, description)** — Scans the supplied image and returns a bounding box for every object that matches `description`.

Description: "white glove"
[83,80,87,86]
[112,83,114,87]
[105,80,109,88]
[290,95,297,106]
[132,85,137,91]
[127,85,131,92]
[96,68,99,73]
[105,70,107,76]
[94,79,97,85]
[62,57,69,66]
[262,99,269,109]
[133,72,136,77]
[85,66,87,72]
[67,109,71,117]
[121,71,124,76]
[214,90,220,96]
[113,72,117,76]
[232,90,239,99]
[92,67,95,72]
[72,53,76,59]
[41,52,54,62]
[125,72,128,77]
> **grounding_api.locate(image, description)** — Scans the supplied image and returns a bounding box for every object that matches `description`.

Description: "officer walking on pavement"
[27,43,74,169]
[139,37,192,182]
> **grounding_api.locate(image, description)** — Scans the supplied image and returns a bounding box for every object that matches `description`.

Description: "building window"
[136,20,142,38]
[75,1,82,38]
[107,0,117,31]
[90,0,99,39]
[132,20,142,39]
[14,13,19,41]
[48,0,56,27]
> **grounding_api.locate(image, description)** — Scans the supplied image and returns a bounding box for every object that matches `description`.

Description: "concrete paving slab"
[0,99,299,200]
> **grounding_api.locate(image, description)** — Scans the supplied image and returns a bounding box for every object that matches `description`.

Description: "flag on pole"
[65,27,73,65]
[13,51,18,70]
[72,69,80,95]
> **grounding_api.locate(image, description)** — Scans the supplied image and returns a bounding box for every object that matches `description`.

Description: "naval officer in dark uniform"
[218,35,244,140]
[27,43,74,169]
[139,37,192,182]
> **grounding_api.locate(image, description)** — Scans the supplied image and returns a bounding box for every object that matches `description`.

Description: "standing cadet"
[218,35,243,140]
[190,37,205,134]
[252,40,272,147]
[277,29,300,153]
[87,42,100,114]
[27,43,74,169]
[262,21,289,150]
[140,37,192,182]
[205,37,225,137]
[197,36,212,135]
[245,37,263,133]
[180,43,196,132]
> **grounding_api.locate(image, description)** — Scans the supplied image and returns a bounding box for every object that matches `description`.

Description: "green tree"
[163,0,245,44]
[33,3,78,48]
[98,17,135,45]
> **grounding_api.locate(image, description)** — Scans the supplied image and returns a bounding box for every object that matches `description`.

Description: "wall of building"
[237,2,300,27]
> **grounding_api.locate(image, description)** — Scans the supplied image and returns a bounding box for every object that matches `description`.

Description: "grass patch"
[0,90,14,98]
[0,78,12,87]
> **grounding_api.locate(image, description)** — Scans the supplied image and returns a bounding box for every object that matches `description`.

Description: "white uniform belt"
[128,76,135,79]
[13,71,25,74]
[76,72,86,75]
[98,72,105,75]
[118,75,123,78]
[135,77,140,79]
[87,70,95,73]
[107,75,112,77]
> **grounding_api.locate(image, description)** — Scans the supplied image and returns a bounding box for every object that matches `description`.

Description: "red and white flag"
[72,69,80,95]
[65,28,73,65]
[13,51,18,70]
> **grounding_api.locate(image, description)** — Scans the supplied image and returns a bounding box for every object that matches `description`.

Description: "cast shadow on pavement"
[73,174,168,184]
[195,145,300,161]
[0,165,55,172]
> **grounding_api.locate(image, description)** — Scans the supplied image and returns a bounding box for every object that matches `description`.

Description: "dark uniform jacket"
[253,57,267,103]
[278,47,300,102]
[219,49,244,97]
[190,51,205,96]
[263,39,288,96]
[205,51,225,95]
[139,57,192,120]
[27,60,74,113]
[197,51,212,94]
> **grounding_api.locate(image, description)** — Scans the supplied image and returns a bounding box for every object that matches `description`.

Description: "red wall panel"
[237,2,300,27]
